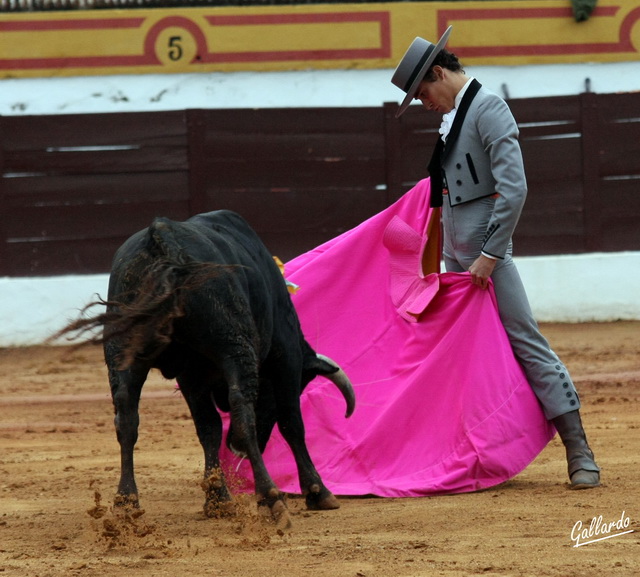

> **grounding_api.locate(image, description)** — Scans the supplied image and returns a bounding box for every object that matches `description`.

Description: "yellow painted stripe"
[0,1,637,78]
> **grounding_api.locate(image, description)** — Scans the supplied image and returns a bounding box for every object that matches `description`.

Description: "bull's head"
[227,354,355,457]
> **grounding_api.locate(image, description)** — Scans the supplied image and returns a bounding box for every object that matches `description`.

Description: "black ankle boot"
[551,410,600,489]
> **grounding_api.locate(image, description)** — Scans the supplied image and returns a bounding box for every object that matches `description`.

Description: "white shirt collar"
[454,76,475,109]
[439,77,475,143]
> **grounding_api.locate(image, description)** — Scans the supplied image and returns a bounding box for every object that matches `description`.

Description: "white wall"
[2,251,639,347]
[1,61,640,115]
[515,252,640,323]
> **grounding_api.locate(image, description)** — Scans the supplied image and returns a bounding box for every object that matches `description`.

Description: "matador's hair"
[424,49,464,82]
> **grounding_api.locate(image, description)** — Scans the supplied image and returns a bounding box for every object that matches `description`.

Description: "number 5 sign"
[150,18,202,68]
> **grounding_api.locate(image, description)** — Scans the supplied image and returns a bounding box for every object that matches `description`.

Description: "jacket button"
[456,180,462,186]
[455,196,462,202]
[456,163,461,169]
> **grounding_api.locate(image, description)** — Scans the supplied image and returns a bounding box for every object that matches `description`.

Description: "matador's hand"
[468,254,497,290]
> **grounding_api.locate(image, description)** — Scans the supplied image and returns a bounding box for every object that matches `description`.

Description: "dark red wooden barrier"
[1,92,639,276]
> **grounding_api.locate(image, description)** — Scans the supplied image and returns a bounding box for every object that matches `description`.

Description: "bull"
[56,210,355,527]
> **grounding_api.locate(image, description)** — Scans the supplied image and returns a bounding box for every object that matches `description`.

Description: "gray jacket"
[428,80,527,259]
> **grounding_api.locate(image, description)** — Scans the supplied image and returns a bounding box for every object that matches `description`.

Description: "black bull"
[56,210,355,526]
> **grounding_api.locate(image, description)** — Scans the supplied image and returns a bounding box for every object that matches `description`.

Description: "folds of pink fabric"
[219,178,555,497]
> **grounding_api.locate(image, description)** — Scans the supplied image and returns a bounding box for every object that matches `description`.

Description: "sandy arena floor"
[1,321,638,577]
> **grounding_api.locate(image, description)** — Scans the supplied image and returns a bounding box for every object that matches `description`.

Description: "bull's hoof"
[204,498,237,518]
[113,492,140,509]
[271,499,292,530]
[201,469,234,517]
[257,488,292,529]
[305,485,340,510]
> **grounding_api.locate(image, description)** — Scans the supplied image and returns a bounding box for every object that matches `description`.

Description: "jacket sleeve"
[475,94,527,259]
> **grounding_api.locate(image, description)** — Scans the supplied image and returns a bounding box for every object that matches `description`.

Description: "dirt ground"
[1,321,638,577]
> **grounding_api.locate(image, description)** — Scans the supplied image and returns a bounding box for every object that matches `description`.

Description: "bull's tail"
[50,218,225,369]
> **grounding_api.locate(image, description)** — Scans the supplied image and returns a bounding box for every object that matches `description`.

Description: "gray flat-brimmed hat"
[391,26,453,118]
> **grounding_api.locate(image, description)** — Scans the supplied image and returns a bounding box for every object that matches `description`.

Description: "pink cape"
[220,178,555,497]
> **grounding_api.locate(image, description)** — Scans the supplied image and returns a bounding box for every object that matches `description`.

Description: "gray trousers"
[442,197,579,420]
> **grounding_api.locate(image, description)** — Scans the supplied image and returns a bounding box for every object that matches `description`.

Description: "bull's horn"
[317,354,356,418]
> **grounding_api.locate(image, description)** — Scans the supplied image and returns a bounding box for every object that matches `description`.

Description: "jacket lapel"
[427,138,445,207]
[442,79,482,161]
[427,79,482,208]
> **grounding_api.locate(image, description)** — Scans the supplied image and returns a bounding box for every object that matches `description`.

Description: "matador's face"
[415,67,457,114]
